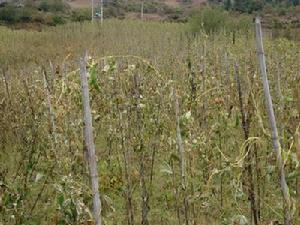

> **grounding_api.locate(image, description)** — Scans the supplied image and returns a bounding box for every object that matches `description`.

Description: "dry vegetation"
[0,19,300,225]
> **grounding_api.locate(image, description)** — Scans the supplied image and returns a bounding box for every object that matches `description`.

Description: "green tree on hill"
[219,0,300,12]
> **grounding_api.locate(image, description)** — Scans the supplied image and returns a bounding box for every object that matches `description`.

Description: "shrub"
[39,1,50,12]
[0,5,45,24]
[232,0,263,13]
[226,14,252,32]
[104,5,126,19]
[126,2,140,12]
[126,1,172,15]
[188,7,252,34]
[279,8,287,16]
[33,14,46,23]
[38,0,66,12]
[71,9,91,22]
[44,15,65,26]
[166,9,185,22]
[249,0,264,12]
[143,2,159,14]
[19,7,34,22]
[51,0,66,12]
[0,5,19,23]
[188,7,229,34]
[52,15,65,25]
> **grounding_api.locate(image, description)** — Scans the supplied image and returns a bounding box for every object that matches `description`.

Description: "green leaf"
[287,170,300,181]
[161,162,173,175]
[57,194,64,208]
[235,114,240,127]
[108,59,117,72]
[59,219,66,225]
[89,65,100,92]
[284,96,293,103]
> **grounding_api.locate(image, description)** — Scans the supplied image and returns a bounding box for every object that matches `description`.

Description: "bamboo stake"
[120,111,135,225]
[133,73,149,225]
[173,88,186,190]
[173,88,189,225]
[79,53,102,225]
[43,68,57,145]
[29,69,58,217]
[255,17,291,225]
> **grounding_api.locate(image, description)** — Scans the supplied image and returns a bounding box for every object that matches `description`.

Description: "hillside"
[66,0,208,21]
[1,0,300,31]
[0,0,193,27]
[67,0,207,8]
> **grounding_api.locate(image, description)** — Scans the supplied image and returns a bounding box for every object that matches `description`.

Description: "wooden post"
[255,17,291,225]
[79,53,102,225]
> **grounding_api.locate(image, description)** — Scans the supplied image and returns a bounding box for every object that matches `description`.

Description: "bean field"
[0,20,300,225]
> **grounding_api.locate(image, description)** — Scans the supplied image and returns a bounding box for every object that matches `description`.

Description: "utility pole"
[141,0,144,20]
[91,0,94,22]
[100,0,103,24]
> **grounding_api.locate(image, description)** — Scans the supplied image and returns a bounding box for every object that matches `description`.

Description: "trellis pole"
[79,53,102,225]
[255,17,291,225]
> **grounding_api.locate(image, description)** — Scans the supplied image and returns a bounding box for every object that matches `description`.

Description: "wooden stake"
[173,88,189,225]
[43,68,57,145]
[79,53,102,225]
[255,17,291,225]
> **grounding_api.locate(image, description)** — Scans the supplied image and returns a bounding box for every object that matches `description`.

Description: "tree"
[233,0,250,12]
[224,0,232,10]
